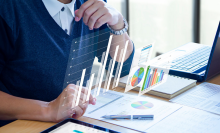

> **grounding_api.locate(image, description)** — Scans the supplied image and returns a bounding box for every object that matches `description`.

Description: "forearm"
[109,15,133,62]
[0,91,50,122]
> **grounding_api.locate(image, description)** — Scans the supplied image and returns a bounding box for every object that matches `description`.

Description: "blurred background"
[92,0,220,84]
[108,0,220,57]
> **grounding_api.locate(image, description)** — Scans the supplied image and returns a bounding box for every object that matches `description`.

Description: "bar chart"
[62,35,129,109]
[141,66,164,91]
[139,65,169,96]
[57,28,132,121]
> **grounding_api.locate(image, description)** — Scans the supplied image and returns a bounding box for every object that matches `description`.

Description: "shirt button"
[61,7,65,11]
[65,29,68,33]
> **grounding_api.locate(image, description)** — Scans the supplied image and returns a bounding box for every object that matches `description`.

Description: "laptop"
[149,22,220,82]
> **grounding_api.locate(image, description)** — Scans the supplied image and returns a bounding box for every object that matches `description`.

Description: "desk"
[1,74,220,133]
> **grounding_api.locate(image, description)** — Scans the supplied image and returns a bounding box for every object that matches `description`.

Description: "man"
[0,0,134,126]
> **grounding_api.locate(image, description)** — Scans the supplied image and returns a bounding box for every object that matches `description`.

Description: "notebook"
[119,75,197,99]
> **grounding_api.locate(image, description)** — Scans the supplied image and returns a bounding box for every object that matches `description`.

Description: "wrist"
[109,14,124,30]
[13,99,52,122]
[42,101,54,122]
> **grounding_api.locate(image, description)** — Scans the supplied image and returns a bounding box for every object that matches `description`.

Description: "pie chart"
[130,67,145,87]
[131,101,154,109]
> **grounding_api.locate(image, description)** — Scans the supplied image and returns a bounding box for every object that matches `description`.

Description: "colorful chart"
[141,66,166,91]
[130,67,145,87]
[131,101,154,109]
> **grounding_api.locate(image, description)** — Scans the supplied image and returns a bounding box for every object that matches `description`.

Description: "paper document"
[147,106,220,133]
[86,90,123,114]
[170,82,220,115]
[85,90,181,132]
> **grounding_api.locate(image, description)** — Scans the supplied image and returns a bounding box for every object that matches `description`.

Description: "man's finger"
[81,87,88,93]
[87,8,106,30]
[77,88,95,105]
[65,85,95,108]
[75,0,95,21]
[79,90,88,102]
[82,4,100,26]
[66,85,87,98]
[73,100,88,116]
[64,85,85,107]
[88,93,96,105]
[78,100,89,115]
[94,14,110,29]
[71,106,84,119]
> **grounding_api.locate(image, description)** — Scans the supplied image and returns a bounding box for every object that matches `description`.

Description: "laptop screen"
[205,23,220,80]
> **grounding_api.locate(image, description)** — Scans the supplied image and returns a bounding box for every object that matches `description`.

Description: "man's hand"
[75,0,124,30]
[47,84,96,122]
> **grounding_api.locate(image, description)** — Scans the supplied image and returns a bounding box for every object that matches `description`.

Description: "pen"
[101,115,154,120]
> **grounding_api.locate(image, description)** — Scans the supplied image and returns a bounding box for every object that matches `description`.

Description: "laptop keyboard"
[165,46,211,72]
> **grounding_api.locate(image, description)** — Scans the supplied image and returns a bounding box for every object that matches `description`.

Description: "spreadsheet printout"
[147,106,220,133]
[170,82,220,115]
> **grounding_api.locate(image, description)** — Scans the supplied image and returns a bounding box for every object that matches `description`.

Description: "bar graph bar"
[104,59,113,92]
[86,73,94,102]
[146,74,152,88]
[94,52,106,96]
[158,70,163,82]
[106,46,119,92]
[82,80,90,104]
[154,72,158,85]
[75,69,86,107]
[141,66,150,91]
[151,68,157,86]
[112,49,124,88]
[115,40,129,87]
[156,76,159,83]
[112,62,121,89]
[97,35,113,96]
[71,80,80,109]
[149,68,155,87]
[161,72,164,81]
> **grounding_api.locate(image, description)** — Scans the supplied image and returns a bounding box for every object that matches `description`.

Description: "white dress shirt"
[42,0,76,35]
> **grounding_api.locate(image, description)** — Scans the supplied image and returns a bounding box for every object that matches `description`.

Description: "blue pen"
[101,115,154,120]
